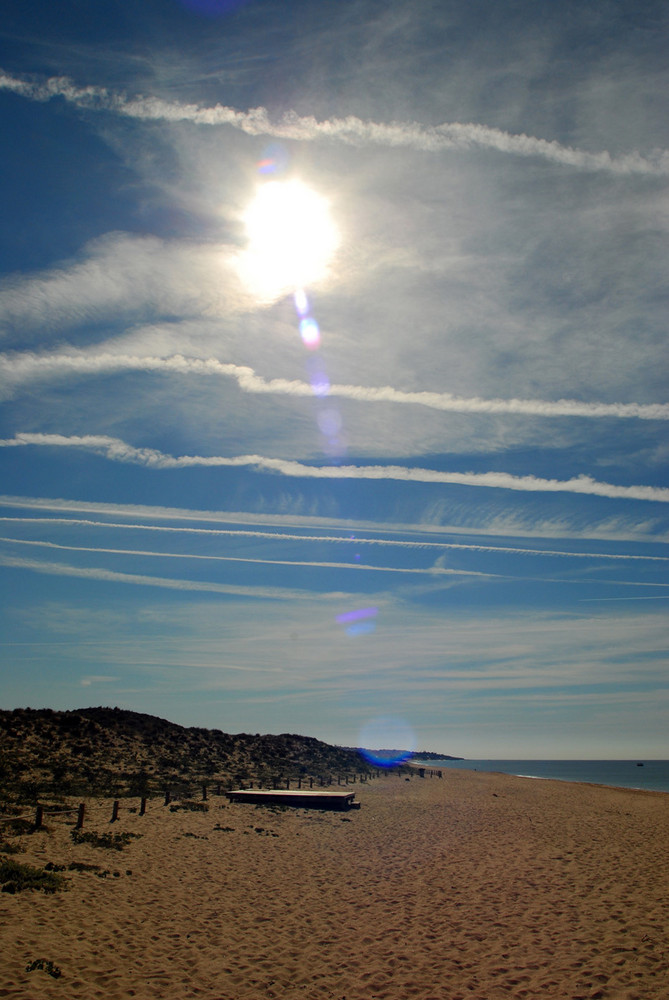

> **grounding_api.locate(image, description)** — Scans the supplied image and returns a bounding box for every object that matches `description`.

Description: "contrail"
[2,432,667,502]
[1,516,666,562]
[581,595,669,601]
[0,552,339,598]
[1,493,663,545]
[1,70,667,176]
[2,351,667,420]
[0,535,490,577]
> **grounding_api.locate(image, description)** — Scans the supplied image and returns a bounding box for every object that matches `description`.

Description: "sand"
[1,769,668,999]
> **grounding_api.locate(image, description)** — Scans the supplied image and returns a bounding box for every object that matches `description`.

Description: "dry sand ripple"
[1,770,668,999]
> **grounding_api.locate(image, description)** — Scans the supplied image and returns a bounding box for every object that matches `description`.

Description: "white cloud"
[41,599,669,701]
[2,432,668,502]
[0,535,490,579]
[3,348,667,420]
[1,494,666,546]
[581,595,669,602]
[1,514,666,565]
[0,552,334,599]
[0,233,250,337]
[1,69,667,175]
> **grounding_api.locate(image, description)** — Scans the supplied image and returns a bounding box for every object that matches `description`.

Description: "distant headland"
[340,746,463,762]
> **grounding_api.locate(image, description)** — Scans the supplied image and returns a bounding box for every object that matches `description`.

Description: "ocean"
[429,759,669,794]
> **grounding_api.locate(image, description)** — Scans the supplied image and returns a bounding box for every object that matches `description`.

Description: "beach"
[2,769,668,999]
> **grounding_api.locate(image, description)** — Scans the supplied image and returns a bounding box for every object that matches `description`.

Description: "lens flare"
[299,316,321,349]
[257,142,289,175]
[241,160,346,460]
[294,288,310,317]
[337,606,377,637]
[346,620,375,636]
[337,608,378,624]
[240,179,339,300]
[358,716,417,768]
[305,356,330,396]
[317,408,341,436]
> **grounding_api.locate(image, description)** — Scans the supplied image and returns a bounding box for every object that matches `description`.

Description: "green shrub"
[26,959,62,978]
[169,801,208,813]
[0,839,23,854]
[3,817,36,836]
[127,771,151,797]
[0,803,22,816]
[70,829,141,851]
[0,858,67,894]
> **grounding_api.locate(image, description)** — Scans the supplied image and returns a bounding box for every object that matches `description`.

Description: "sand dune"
[2,769,668,999]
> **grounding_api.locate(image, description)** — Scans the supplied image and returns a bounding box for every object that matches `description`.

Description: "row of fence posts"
[238,772,374,791]
[32,795,150,828]
[33,802,86,830]
[29,765,435,828]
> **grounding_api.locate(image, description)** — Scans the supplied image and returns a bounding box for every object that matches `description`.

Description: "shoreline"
[470,771,669,795]
[2,768,669,999]
[428,759,669,795]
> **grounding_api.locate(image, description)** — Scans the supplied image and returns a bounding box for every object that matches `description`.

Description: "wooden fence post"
[164,789,171,806]
[111,801,119,823]
[140,797,147,816]
[34,805,43,830]
[76,803,85,829]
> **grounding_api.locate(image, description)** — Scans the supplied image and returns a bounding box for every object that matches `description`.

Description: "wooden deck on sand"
[226,789,360,811]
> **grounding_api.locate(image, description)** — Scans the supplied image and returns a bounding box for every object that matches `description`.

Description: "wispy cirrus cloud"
[1,516,666,564]
[0,535,490,578]
[0,496,666,546]
[0,233,248,337]
[0,552,342,599]
[1,432,668,502]
[2,349,668,420]
[1,69,667,176]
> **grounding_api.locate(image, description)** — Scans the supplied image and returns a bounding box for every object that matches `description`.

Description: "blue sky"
[1,0,667,758]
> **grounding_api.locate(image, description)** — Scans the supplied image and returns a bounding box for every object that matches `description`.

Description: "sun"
[239,179,339,301]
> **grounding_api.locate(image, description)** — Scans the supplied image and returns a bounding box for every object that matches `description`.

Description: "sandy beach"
[2,769,668,999]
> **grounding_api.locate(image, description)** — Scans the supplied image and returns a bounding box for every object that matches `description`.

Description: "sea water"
[431,759,669,794]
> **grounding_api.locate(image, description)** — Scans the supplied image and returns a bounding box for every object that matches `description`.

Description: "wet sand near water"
[1,769,668,999]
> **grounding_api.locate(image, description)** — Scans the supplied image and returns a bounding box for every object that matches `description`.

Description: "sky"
[0,0,667,759]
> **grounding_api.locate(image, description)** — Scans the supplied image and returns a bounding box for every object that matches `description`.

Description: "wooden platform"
[225,789,360,811]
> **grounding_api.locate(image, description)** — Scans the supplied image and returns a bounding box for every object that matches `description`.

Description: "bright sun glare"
[239,179,339,301]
